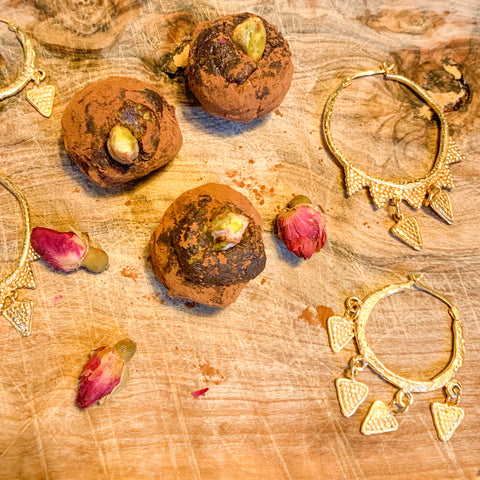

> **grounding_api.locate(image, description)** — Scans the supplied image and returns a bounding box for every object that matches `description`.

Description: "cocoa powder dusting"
[149,183,266,308]
[298,306,318,326]
[198,361,225,384]
[298,305,334,329]
[121,266,139,282]
[186,13,293,122]
[316,305,335,329]
[62,77,182,188]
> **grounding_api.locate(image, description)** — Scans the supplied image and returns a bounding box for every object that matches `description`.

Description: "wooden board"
[1,1,479,478]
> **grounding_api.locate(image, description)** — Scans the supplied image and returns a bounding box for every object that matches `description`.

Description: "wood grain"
[1,1,480,479]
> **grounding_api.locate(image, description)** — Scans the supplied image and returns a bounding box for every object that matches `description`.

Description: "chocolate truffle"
[149,183,266,307]
[186,12,294,123]
[62,77,182,188]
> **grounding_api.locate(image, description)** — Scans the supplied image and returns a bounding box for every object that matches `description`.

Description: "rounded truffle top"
[149,183,267,307]
[187,13,294,122]
[62,76,182,187]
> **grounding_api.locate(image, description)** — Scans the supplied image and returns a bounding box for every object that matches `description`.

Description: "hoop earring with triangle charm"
[322,63,462,250]
[0,18,55,117]
[327,274,465,441]
[0,175,39,336]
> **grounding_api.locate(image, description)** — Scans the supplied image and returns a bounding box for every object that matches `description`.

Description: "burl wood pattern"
[0,1,479,479]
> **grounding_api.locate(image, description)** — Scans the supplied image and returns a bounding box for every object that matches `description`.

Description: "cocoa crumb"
[121,266,139,281]
[298,305,334,329]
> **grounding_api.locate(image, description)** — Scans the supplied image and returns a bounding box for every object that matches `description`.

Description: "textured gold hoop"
[322,63,463,250]
[0,175,39,336]
[0,18,55,117]
[327,273,465,441]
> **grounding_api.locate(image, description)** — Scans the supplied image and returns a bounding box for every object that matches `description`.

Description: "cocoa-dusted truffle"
[186,12,294,123]
[149,183,266,307]
[62,77,182,188]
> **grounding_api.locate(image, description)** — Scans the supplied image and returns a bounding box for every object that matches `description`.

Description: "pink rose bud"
[31,227,109,273]
[277,195,327,259]
[76,338,136,409]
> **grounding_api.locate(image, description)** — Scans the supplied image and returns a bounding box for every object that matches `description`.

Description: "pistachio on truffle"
[149,183,266,308]
[186,12,294,122]
[62,77,183,188]
[232,16,266,62]
[107,125,139,165]
[209,212,249,250]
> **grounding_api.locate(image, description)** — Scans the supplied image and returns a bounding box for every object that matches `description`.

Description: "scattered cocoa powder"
[298,305,335,329]
[121,266,139,281]
[198,361,225,384]
[186,13,293,122]
[315,305,335,330]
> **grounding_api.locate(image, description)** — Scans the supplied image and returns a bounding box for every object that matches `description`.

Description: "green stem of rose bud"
[114,338,137,362]
[81,246,109,273]
[288,194,313,208]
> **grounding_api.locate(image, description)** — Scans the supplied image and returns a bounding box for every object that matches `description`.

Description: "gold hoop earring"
[327,273,465,441]
[0,18,55,117]
[0,175,39,336]
[322,63,463,250]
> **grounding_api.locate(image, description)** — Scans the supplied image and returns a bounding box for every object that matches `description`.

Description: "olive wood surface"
[0,1,479,479]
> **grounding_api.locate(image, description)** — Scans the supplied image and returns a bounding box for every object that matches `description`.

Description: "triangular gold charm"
[404,184,428,209]
[361,400,399,435]
[345,167,368,196]
[429,190,454,224]
[3,298,33,336]
[446,139,463,165]
[437,165,454,189]
[27,246,41,262]
[431,402,464,441]
[390,216,422,250]
[14,264,36,290]
[336,378,368,417]
[327,316,354,353]
[369,183,396,208]
[26,85,55,117]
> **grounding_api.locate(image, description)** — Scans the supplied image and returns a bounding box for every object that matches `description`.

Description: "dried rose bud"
[107,124,139,165]
[31,227,109,273]
[76,338,136,409]
[209,212,249,250]
[277,195,327,259]
[232,16,266,62]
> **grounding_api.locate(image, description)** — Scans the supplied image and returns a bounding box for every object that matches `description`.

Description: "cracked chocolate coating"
[172,197,265,286]
[150,183,266,307]
[62,77,182,188]
[186,12,294,122]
